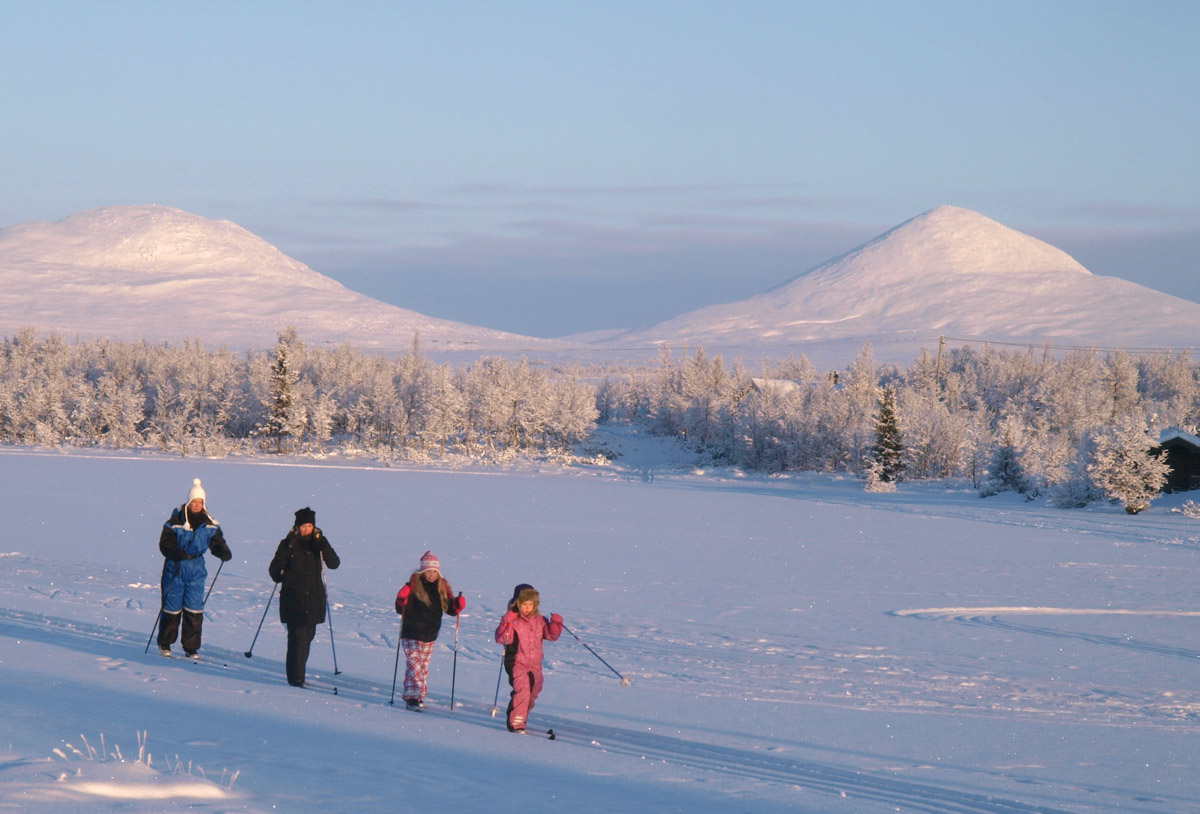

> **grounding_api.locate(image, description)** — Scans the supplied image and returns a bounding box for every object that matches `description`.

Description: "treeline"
[596,343,1198,507]
[0,328,597,459]
[6,325,1197,510]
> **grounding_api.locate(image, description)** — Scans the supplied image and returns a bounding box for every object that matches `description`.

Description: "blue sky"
[2,1,1197,337]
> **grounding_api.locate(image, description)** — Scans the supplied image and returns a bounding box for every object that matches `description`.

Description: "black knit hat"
[294,506,316,527]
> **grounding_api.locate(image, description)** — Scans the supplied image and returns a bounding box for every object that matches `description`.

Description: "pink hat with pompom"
[419,550,440,575]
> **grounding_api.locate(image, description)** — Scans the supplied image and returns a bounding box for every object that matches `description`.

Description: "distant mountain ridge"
[606,206,1200,357]
[0,205,562,352]
[4,204,1195,365]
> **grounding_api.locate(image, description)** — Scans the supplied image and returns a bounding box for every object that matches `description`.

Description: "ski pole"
[244,582,277,658]
[490,655,505,717]
[321,567,341,675]
[562,622,631,686]
[144,563,180,654]
[389,627,403,706]
[202,559,224,605]
[144,614,161,655]
[326,598,341,675]
[321,600,340,677]
[450,592,462,710]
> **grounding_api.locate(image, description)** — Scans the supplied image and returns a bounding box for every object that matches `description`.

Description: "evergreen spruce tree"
[264,328,302,453]
[980,419,1036,497]
[868,384,904,484]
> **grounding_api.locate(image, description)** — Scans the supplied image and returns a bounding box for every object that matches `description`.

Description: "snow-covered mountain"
[606,206,1200,358]
[0,206,562,352]
[7,204,1195,365]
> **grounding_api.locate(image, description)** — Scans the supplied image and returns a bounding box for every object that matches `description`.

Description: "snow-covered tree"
[1086,415,1170,514]
[545,373,599,449]
[260,329,305,453]
[1033,349,1107,448]
[868,385,903,483]
[841,343,880,473]
[1102,350,1141,422]
[1138,351,1199,429]
[979,418,1036,498]
[898,389,969,480]
[421,363,466,453]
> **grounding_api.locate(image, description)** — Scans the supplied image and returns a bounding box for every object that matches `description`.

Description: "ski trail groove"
[0,608,1094,814]
[892,607,1200,661]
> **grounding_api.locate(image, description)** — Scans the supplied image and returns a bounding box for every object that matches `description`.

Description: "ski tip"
[547,729,556,740]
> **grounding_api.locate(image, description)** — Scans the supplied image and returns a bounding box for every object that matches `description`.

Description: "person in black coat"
[393,550,465,709]
[268,506,340,687]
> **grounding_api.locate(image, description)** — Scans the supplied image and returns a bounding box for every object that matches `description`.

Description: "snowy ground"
[2,425,1199,813]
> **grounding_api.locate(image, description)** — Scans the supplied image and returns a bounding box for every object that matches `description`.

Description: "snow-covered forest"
[3,328,1194,511]
[597,342,1193,510]
[0,328,597,459]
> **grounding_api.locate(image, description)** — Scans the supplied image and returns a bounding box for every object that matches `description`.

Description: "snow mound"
[0,755,236,812]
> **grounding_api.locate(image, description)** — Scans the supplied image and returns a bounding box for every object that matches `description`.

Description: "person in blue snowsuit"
[156,478,232,658]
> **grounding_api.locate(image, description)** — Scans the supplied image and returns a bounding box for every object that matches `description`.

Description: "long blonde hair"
[409,570,453,612]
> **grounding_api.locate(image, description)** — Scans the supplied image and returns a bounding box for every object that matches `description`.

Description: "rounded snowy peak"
[790,205,1090,291]
[0,205,565,352]
[0,205,311,280]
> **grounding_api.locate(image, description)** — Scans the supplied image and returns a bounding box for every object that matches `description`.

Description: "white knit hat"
[187,478,206,507]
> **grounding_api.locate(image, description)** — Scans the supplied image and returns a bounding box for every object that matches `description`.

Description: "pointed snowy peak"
[788,205,1090,290]
[606,205,1200,360]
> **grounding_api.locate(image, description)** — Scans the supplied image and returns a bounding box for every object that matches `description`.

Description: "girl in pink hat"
[394,550,465,709]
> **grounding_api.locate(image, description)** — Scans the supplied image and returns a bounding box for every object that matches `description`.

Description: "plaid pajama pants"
[402,639,435,701]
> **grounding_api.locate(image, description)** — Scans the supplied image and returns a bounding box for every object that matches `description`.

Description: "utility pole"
[932,335,945,398]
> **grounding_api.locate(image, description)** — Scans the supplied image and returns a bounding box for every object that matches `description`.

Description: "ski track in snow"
[893,608,1200,678]
[10,545,1200,726]
[3,552,1197,813]
[14,549,1194,733]
[784,489,1200,554]
[0,607,1096,814]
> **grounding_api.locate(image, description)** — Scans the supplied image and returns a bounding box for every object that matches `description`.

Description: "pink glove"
[550,613,563,625]
[454,594,467,612]
[502,610,518,624]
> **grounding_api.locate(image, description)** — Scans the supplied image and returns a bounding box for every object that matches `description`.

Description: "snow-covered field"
[3,427,1199,813]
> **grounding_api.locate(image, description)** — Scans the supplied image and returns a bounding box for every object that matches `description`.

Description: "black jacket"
[269,528,340,626]
[398,574,460,642]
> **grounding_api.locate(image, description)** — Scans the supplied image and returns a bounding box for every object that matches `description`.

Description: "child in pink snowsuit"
[494,585,562,733]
